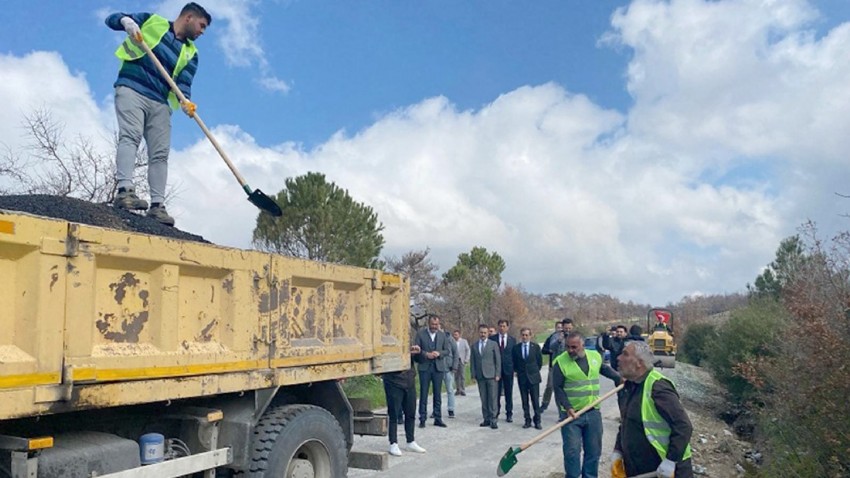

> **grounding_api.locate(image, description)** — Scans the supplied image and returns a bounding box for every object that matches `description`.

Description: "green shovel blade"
[496,445,522,476]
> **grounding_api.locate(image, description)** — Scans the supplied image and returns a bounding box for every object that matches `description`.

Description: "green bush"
[679,322,717,366]
[342,375,386,409]
[705,299,790,403]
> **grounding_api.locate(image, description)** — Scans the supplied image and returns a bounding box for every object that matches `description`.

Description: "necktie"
[524,343,528,360]
[480,340,485,355]
[500,336,505,351]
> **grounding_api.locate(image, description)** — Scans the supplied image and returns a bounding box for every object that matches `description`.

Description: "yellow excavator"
[646,308,677,368]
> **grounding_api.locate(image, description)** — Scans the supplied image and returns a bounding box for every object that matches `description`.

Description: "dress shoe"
[434,420,448,428]
[460,391,466,396]
[490,422,499,429]
[506,416,513,423]
[534,423,543,430]
[448,411,455,418]
[418,421,426,428]
[523,422,531,429]
[479,421,491,427]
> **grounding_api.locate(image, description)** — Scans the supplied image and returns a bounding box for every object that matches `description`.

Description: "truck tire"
[239,404,348,478]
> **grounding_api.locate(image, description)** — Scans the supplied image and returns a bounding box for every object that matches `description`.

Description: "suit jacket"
[512,341,543,385]
[444,330,459,371]
[489,333,517,374]
[470,338,501,380]
[414,327,453,373]
[455,337,471,364]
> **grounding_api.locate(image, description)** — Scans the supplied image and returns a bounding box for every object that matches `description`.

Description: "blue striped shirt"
[105,12,199,105]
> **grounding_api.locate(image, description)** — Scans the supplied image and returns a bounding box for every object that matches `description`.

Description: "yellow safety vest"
[114,14,197,110]
[554,349,602,411]
[641,369,693,461]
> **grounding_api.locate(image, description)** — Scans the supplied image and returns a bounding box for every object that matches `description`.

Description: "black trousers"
[384,379,415,444]
[418,367,444,420]
[518,379,541,424]
[497,372,514,417]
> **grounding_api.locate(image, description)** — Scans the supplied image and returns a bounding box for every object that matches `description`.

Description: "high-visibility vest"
[641,369,693,461]
[114,14,197,110]
[554,349,602,411]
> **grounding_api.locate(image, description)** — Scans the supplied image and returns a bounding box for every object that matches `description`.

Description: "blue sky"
[1,0,849,305]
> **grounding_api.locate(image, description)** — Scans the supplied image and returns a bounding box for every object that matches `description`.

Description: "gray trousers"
[114,86,172,204]
[477,378,498,423]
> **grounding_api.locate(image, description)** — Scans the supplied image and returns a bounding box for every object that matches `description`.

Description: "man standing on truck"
[106,3,211,226]
[610,341,693,478]
[415,315,452,428]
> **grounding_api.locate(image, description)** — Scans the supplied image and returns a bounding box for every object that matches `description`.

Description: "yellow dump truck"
[0,208,409,477]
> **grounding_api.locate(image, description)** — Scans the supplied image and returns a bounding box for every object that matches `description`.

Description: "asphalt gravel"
[0,194,208,243]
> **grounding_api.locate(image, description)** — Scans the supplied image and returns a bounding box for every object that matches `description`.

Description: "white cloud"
[155,0,288,93]
[257,75,291,93]
[0,51,114,155]
[2,0,849,305]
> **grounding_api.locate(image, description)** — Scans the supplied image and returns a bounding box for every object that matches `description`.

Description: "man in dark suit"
[490,319,517,422]
[512,327,543,429]
[414,314,452,427]
[470,323,501,429]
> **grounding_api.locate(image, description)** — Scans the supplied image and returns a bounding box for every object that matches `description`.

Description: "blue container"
[139,433,165,465]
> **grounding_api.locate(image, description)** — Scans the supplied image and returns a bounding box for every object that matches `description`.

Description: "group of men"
[387,314,694,478]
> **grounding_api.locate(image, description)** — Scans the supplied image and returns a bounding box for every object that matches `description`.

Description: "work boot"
[113,188,148,211]
[147,205,175,226]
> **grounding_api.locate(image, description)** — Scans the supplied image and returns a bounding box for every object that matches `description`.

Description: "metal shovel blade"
[496,445,522,476]
[246,188,282,217]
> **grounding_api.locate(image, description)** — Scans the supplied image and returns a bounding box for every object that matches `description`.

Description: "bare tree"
[1,108,152,203]
[383,248,440,304]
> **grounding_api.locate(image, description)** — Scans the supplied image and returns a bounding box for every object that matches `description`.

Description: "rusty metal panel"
[0,213,66,395]
[62,224,269,390]
[267,256,409,377]
[0,209,410,419]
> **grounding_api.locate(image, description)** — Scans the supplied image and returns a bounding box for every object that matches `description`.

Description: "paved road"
[349,365,621,478]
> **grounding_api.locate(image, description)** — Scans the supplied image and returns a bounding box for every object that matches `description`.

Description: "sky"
[1,0,849,305]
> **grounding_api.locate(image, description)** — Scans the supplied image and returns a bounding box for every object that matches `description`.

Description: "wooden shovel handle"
[520,383,624,451]
[137,39,249,188]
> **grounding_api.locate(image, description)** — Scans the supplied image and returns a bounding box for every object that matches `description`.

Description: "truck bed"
[0,209,409,420]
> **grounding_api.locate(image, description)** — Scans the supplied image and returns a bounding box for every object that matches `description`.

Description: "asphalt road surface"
[349,365,621,478]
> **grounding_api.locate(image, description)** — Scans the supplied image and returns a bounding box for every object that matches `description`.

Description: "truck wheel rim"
[286,440,331,478]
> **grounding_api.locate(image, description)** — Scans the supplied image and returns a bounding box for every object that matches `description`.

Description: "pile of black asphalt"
[0,194,208,244]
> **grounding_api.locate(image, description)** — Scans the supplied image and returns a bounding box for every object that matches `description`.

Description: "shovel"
[496,383,624,476]
[137,40,282,217]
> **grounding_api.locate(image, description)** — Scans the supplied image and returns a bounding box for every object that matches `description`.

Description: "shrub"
[679,321,717,366]
[749,227,850,477]
[704,299,790,403]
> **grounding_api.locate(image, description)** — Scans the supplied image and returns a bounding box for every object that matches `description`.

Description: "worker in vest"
[105,3,212,226]
[552,332,621,478]
[611,341,694,478]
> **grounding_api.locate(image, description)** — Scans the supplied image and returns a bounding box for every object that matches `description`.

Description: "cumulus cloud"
[1,0,848,304]
[0,51,114,154]
[156,0,289,93]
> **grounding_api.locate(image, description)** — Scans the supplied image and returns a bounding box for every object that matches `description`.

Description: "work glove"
[181,101,197,117]
[120,17,142,43]
[610,451,626,478]
[656,458,676,478]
